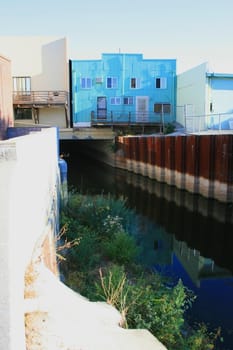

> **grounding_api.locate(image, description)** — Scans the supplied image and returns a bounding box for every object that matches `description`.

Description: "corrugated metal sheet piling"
[115,134,233,203]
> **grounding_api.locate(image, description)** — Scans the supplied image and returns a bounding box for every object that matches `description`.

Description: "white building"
[0,36,70,128]
[177,62,233,132]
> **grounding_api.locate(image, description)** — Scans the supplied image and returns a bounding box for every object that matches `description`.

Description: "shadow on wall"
[0,115,13,140]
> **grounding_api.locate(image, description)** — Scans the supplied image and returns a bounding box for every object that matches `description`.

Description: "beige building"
[0,36,70,128]
[0,54,13,139]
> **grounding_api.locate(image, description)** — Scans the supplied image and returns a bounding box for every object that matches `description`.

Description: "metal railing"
[185,112,233,133]
[90,110,174,125]
[13,91,69,106]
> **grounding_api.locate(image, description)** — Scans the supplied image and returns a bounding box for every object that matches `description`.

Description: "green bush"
[164,122,175,134]
[102,231,140,264]
[61,192,220,350]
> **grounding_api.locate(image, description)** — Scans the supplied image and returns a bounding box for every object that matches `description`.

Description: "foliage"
[63,192,135,239]
[126,278,190,347]
[181,323,222,350]
[60,191,220,350]
[163,122,175,134]
[101,231,140,265]
[95,265,130,320]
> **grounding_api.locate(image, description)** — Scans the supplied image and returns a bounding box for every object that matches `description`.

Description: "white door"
[136,96,149,122]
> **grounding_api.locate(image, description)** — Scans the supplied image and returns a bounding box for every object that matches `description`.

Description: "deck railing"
[90,110,174,126]
[13,91,69,106]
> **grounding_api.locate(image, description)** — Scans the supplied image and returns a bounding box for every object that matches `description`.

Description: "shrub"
[164,122,175,134]
[102,231,140,264]
[61,192,219,350]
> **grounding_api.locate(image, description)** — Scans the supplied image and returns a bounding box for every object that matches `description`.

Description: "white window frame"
[106,77,118,89]
[123,96,134,105]
[130,77,140,89]
[13,76,31,94]
[155,77,167,89]
[80,77,92,89]
[110,97,121,105]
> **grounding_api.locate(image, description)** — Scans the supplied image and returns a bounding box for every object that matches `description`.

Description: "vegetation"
[163,122,176,134]
[59,191,220,350]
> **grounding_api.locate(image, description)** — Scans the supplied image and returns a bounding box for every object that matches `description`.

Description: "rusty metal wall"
[116,134,233,202]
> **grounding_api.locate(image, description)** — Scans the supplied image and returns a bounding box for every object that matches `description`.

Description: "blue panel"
[211,77,233,90]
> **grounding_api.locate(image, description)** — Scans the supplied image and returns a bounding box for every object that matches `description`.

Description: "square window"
[154,103,171,113]
[123,97,134,105]
[81,78,92,89]
[130,77,140,89]
[155,77,167,89]
[110,97,121,105]
[107,77,118,89]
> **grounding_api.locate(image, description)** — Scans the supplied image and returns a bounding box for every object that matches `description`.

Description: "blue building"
[70,53,176,127]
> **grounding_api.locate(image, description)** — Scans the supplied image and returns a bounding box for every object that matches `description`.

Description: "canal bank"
[60,145,233,350]
[63,132,233,203]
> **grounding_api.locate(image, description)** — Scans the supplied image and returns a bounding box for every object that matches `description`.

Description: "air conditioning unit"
[96,77,103,84]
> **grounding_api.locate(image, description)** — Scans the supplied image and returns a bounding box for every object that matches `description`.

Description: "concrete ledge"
[25,263,167,350]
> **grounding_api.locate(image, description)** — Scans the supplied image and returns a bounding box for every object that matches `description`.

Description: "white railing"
[185,112,233,133]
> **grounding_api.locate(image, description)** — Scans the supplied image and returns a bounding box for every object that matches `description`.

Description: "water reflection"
[65,152,233,349]
[113,170,233,274]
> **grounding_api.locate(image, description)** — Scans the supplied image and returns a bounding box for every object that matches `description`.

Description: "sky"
[1,0,233,74]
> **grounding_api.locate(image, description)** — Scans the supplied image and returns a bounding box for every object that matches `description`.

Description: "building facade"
[0,36,70,128]
[0,54,13,140]
[70,53,176,127]
[177,62,233,132]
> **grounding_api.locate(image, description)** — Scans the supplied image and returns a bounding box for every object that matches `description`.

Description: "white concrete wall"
[0,36,68,90]
[177,63,207,131]
[0,36,69,128]
[0,127,59,350]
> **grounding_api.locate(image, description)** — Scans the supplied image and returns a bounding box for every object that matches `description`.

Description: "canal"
[61,145,233,350]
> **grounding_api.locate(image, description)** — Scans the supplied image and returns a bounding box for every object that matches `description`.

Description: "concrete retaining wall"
[0,127,59,350]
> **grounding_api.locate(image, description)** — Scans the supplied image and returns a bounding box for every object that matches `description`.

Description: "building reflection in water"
[114,169,233,278]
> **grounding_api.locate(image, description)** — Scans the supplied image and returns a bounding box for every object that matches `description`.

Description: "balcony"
[13,90,70,127]
[13,90,69,107]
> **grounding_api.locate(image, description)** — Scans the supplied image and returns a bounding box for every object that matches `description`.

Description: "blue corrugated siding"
[71,53,176,126]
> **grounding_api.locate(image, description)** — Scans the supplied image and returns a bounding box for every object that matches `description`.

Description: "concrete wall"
[0,36,69,128]
[0,36,68,89]
[177,63,207,131]
[0,127,59,350]
[0,55,14,140]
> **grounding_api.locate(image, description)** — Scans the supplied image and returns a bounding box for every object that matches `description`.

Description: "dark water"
[63,149,233,350]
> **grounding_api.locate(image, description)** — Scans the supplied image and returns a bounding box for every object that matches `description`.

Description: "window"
[130,78,140,89]
[14,108,32,120]
[13,76,31,94]
[110,97,121,105]
[106,77,118,89]
[123,97,134,105]
[80,77,92,89]
[154,103,171,113]
[155,77,167,89]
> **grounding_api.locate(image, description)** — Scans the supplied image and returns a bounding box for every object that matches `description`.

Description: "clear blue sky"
[1,0,233,73]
